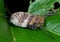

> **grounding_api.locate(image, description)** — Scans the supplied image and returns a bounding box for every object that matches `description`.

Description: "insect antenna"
[5,5,12,15]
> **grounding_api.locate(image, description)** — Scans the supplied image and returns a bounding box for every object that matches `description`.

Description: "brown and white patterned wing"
[10,12,31,27]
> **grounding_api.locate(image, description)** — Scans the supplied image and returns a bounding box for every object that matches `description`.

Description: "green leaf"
[28,0,60,15]
[0,0,13,42]
[46,11,60,35]
[10,26,60,42]
[28,0,54,15]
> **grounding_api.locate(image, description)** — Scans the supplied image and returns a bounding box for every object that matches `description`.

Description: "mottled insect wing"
[10,12,31,27]
[10,12,45,29]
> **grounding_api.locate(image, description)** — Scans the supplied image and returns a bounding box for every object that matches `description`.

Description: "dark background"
[4,0,30,13]
[4,0,35,18]
[4,0,35,13]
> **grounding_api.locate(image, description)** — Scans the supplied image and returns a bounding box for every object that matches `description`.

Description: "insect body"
[10,12,45,29]
[0,2,59,30]
[10,9,59,29]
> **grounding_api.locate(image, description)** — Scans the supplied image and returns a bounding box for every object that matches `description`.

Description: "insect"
[9,2,60,30]
[10,12,45,29]
[10,10,56,30]
[0,2,60,30]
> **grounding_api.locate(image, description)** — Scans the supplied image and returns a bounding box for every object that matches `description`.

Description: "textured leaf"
[46,11,60,35]
[28,0,60,15]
